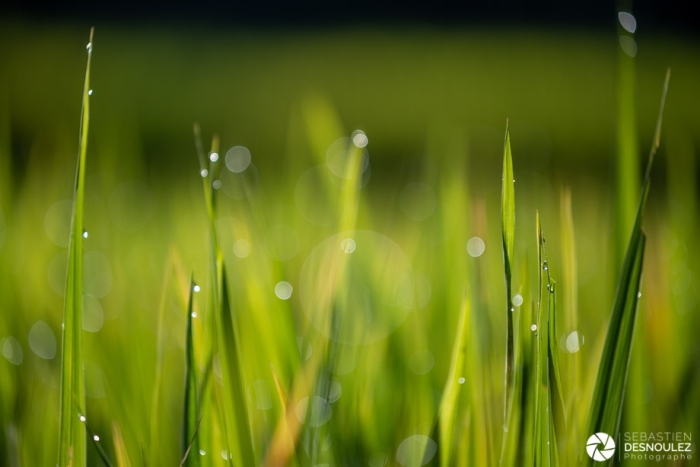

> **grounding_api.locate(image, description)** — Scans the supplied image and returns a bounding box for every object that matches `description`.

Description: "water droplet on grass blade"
[467,236,485,257]
[531,324,537,331]
[458,377,465,384]
[199,450,206,456]
[566,331,583,353]
[93,435,100,441]
[618,11,637,33]
[352,130,368,148]
[88,89,93,96]
[193,284,200,292]
[200,169,208,177]
[340,238,356,254]
[209,152,219,162]
[79,414,86,422]
[513,294,523,306]
[275,281,293,300]
[212,180,221,189]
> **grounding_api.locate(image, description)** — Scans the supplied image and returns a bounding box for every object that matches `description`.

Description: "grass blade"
[500,122,516,459]
[194,127,256,466]
[438,295,471,467]
[582,69,670,462]
[182,277,200,466]
[58,27,94,467]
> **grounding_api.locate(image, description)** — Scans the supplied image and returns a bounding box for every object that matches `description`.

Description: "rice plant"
[1,18,694,467]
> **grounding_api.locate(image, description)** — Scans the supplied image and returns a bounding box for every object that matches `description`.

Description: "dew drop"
[191,312,197,318]
[618,11,637,33]
[467,236,485,257]
[275,281,293,300]
[352,131,369,148]
[193,284,201,293]
[200,169,208,177]
[340,237,356,254]
[637,291,642,298]
[209,152,219,162]
[212,180,221,189]
[199,449,206,456]
[513,294,524,306]
[88,89,93,96]
[458,377,465,384]
[79,414,86,422]
[86,42,92,51]
[93,435,100,442]
[531,324,537,331]
[82,230,88,238]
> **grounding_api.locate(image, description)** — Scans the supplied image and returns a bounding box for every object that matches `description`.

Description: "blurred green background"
[1,17,699,466]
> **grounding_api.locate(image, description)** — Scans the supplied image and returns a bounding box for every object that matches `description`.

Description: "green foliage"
[500,124,516,458]
[582,69,670,462]
[57,27,93,467]
[0,24,691,467]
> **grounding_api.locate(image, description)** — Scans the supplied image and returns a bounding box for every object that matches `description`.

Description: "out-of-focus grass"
[0,23,698,467]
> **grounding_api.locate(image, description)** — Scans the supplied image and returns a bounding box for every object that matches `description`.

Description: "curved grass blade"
[182,277,200,466]
[582,69,670,463]
[500,122,516,460]
[58,27,94,467]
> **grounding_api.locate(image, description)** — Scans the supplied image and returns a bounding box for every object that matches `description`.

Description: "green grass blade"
[500,122,516,458]
[218,264,256,465]
[194,128,255,466]
[58,27,94,467]
[438,295,471,467]
[582,69,670,462]
[183,277,200,466]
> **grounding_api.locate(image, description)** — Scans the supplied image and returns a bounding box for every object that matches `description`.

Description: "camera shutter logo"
[586,432,616,461]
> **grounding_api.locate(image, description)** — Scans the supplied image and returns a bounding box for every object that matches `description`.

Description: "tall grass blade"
[182,277,200,466]
[194,127,256,466]
[438,295,471,467]
[582,69,670,462]
[58,27,94,467]
[559,187,580,464]
[500,122,516,457]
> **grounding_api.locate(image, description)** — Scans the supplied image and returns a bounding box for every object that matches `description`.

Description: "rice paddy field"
[1,18,699,466]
